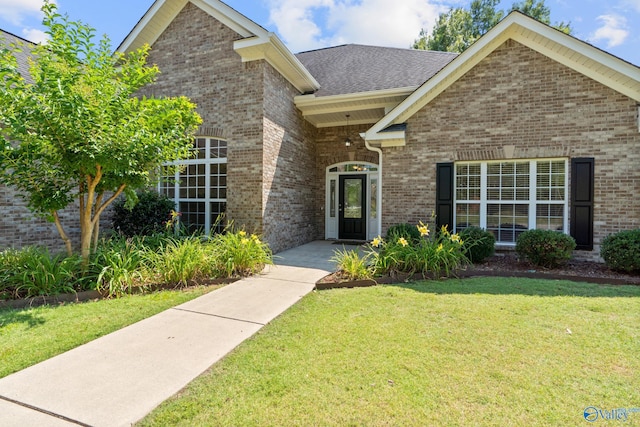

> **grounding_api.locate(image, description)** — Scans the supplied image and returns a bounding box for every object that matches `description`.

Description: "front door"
[339,175,366,240]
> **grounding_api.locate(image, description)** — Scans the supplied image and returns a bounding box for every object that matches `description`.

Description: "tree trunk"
[79,198,94,262]
[52,211,73,256]
[92,193,103,252]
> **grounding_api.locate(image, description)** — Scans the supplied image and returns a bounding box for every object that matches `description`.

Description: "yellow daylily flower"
[398,237,409,247]
[437,243,444,252]
[417,221,430,237]
[238,230,247,237]
[371,236,383,247]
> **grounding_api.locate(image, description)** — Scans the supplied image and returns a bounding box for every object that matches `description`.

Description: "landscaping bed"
[318,251,640,289]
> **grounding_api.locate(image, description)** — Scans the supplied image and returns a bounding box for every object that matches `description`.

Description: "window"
[455,159,568,244]
[159,138,227,234]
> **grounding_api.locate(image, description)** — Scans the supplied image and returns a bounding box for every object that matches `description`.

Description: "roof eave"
[118,0,269,53]
[234,33,320,94]
[364,11,640,142]
[365,130,406,147]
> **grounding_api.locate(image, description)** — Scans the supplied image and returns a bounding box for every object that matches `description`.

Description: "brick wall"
[139,2,266,237]
[382,40,640,260]
[0,184,79,252]
[261,64,319,252]
[138,2,324,253]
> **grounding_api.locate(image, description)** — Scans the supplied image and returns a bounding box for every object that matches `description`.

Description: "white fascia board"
[364,15,514,140]
[364,11,640,142]
[295,87,417,114]
[118,0,269,53]
[234,33,320,93]
[365,130,406,147]
[509,25,640,102]
[192,0,268,38]
[118,0,185,53]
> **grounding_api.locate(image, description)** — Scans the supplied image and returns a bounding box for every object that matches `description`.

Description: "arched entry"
[326,162,379,241]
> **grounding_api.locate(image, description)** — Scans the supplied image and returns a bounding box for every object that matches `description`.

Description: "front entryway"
[339,175,366,240]
[325,162,380,241]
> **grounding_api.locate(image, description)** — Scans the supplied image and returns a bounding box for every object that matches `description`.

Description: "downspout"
[362,133,382,238]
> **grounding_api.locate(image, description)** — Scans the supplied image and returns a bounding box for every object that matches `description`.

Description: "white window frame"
[159,137,227,233]
[454,158,569,246]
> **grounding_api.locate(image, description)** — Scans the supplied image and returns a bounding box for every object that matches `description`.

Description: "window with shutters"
[454,159,568,245]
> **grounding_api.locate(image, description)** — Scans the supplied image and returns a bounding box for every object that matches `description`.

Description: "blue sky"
[1,0,639,65]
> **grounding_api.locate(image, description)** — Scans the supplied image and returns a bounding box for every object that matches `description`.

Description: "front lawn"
[0,285,219,378]
[139,277,640,426]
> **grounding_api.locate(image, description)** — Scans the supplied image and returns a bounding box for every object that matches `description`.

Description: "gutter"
[362,133,382,239]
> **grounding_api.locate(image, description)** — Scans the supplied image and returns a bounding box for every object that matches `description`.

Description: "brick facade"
[381,40,640,259]
[3,7,638,261]
[0,184,79,251]
[139,3,320,252]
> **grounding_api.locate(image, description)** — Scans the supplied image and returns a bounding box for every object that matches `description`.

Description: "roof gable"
[118,0,319,93]
[365,11,640,147]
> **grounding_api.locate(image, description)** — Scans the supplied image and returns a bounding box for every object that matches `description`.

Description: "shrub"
[385,223,422,245]
[144,236,209,287]
[0,247,83,299]
[89,237,147,298]
[601,229,640,273]
[459,227,496,263]
[515,229,576,268]
[208,230,273,277]
[331,248,373,281]
[371,224,467,278]
[112,190,176,237]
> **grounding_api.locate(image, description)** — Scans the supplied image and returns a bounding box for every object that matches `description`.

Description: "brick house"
[3,0,640,259]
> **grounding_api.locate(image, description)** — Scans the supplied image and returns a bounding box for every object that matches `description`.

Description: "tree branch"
[52,210,73,256]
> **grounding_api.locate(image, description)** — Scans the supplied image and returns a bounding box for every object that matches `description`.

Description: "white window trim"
[325,162,380,241]
[454,158,569,246]
[160,137,227,233]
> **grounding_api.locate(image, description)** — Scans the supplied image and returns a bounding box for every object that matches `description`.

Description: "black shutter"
[570,158,595,251]
[436,162,454,231]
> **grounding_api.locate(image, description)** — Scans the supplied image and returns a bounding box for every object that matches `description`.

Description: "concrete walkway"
[0,241,345,427]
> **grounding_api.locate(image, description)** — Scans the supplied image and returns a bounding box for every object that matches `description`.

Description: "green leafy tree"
[0,1,202,261]
[413,0,572,53]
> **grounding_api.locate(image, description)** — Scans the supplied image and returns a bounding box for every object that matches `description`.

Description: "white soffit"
[234,34,320,93]
[295,87,416,127]
[365,11,640,145]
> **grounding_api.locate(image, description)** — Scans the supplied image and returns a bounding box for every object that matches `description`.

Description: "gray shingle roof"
[296,44,457,97]
[0,30,37,83]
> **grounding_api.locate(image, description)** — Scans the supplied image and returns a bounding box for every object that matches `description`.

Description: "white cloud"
[22,28,48,44]
[0,0,49,26]
[267,0,334,52]
[267,0,448,52]
[591,14,629,48]
[621,0,640,13]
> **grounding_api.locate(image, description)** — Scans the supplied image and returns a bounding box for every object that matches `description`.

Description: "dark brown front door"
[339,175,366,240]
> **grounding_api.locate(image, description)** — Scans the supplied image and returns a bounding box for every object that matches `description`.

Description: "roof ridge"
[0,28,38,46]
[296,43,459,57]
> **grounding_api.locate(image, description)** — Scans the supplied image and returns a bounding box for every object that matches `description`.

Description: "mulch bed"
[316,252,640,289]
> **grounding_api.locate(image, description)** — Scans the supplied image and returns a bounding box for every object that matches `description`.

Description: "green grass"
[0,285,219,378]
[139,277,640,426]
